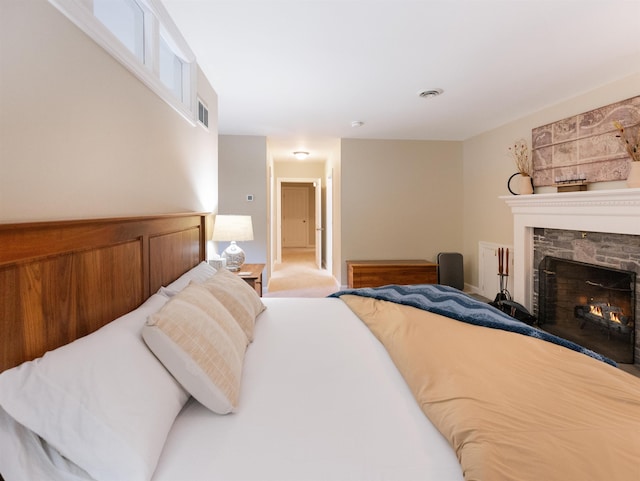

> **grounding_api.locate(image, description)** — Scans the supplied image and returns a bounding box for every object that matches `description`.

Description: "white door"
[480,244,498,299]
[282,186,309,247]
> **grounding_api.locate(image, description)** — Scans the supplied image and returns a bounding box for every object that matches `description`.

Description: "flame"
[588,304,623,324]
[589,305,602,317]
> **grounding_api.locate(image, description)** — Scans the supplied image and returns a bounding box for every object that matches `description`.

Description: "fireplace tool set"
[496,247,511,302]
[490,247,536,324]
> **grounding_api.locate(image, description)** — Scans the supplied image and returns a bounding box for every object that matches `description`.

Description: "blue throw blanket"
[330,284,616,366]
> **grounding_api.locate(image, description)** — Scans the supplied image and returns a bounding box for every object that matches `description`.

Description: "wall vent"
[198,99,209,128]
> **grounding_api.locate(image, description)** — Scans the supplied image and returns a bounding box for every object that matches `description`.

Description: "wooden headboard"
[0,213,211,372]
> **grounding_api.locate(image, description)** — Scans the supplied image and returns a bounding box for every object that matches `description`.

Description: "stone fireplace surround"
[502,187,640,365]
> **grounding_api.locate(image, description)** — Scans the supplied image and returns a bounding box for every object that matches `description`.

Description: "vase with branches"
[613,120,640,188]
[613,120,640,162]
[507,139,534,194]
[509,139,532,176]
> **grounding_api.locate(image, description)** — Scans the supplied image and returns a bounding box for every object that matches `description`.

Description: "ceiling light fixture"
[293,151,309,160]
[351,120,364,128]
[418,88,444,99]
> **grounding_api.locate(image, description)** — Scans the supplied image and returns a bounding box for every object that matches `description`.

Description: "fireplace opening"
[538,256,636,363]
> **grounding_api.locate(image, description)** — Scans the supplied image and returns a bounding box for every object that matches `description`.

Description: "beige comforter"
[340,294,640,481]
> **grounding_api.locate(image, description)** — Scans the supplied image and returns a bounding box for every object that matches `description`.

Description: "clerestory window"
[49,0,197,124]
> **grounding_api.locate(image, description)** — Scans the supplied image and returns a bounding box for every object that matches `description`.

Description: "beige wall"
[0,0,218,222]
[341,139,464,284]
[462,73,640,292]
[218,135,268,264]
[274,160,325,180]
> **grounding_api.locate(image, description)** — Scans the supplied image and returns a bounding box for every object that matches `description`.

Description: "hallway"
[265,248,339,297]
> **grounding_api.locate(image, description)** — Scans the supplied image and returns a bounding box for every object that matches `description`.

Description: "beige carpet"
[266,248,340,297]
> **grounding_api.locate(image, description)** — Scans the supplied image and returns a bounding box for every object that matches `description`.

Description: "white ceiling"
[162,0,640,163]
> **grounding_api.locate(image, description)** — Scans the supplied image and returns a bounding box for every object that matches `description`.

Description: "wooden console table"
[346,260,438,288]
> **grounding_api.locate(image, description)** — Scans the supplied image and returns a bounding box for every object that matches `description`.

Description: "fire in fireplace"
[538,256,636,363]
[575,303,632,334]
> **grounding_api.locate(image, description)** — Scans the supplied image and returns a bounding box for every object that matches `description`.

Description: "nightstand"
[236,263,265,297]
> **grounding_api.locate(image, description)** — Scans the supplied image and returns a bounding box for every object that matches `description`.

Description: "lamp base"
[222,241,245,272]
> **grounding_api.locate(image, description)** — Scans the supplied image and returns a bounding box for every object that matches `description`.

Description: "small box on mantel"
[555,182,589,193]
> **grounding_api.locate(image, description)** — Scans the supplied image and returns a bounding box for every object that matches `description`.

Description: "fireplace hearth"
[538,256,636,363]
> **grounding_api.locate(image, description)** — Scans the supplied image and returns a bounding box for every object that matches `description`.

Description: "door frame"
[275,177,322,267]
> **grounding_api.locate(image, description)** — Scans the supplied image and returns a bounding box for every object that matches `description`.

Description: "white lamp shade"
[212,215,254,242]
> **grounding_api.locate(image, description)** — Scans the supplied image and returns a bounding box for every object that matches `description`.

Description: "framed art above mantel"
[532,95,640,187]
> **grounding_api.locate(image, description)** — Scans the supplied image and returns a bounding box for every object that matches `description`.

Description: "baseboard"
[464,282,481,295]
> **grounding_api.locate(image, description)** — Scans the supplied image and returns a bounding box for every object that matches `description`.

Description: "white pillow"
[0,294,189,481]
[162,261,217,294]
[201,267,266,341]
[143,283,248,414]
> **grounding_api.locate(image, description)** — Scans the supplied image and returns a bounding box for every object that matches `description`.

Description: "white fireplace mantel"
[502,188,640,311]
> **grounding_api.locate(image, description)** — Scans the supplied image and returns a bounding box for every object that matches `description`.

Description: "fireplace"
[538,256,635,363]
[502,188,640,366]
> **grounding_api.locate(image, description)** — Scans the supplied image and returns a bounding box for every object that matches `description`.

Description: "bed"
[1,214,639,481]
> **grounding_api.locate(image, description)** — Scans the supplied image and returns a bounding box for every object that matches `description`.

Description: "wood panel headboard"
[0,213,211,372]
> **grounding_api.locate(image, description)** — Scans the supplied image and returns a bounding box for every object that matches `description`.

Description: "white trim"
[49,0,197,124]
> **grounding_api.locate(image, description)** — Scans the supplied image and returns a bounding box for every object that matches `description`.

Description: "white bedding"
[0,296,463,481]
[152,298,463,481]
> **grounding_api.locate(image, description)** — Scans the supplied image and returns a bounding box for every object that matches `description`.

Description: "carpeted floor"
[265,248,340,297]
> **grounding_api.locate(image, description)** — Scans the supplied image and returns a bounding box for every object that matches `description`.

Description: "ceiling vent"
[418,88,444,99]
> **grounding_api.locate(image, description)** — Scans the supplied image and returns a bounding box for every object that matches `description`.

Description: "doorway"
[275,177,322,268]
[267,176,338,296]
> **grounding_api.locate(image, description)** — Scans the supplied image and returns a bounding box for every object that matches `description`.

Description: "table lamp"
[212,215,253,271]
